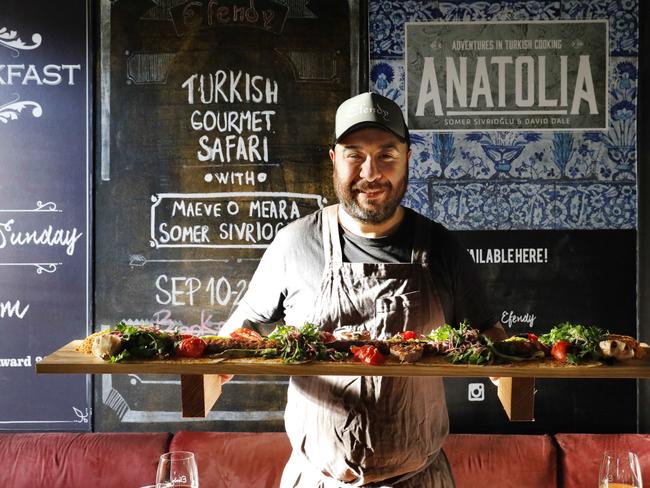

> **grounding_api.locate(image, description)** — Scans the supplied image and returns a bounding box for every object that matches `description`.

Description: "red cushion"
[556,434,650,488]
[0,432,171,488]
[443,434,557,488]
[170,431,292,488]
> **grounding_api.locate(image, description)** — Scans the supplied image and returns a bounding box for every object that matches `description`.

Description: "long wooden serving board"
[36,340,650,379]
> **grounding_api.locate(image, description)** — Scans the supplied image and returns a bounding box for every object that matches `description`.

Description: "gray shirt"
[224,207,495,334]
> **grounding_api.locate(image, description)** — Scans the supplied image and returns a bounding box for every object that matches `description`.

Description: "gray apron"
[281,205,454,488]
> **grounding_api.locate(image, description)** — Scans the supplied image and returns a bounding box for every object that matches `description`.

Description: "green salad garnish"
[539,322,607,364]
[268,323,327,363]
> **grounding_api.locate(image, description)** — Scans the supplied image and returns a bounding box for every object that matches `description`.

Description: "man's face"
[330,128,410,225]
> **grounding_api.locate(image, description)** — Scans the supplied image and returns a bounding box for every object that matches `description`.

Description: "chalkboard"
[0,0,91,430]
[95,0,363,432]
[446,229,637,433]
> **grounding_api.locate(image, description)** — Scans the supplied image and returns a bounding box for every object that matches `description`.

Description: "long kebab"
[80,321,647,365]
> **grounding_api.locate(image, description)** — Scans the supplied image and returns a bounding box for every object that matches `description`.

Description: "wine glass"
[156,451,199,488]
[599,450,643,488]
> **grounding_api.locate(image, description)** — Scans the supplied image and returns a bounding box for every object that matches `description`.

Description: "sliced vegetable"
[175,336,207,358]
[551,340,571,363]
[351,344,385,365]
[401,330,418,341]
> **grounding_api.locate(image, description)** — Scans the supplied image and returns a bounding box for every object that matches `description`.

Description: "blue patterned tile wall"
[369,0,638,230]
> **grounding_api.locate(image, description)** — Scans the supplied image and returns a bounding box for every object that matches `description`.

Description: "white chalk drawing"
[72,407,90,423]
[0,94,43,124]
[0,263,61,274]
[102,373,286,423]
[278,0,317,18]
[150,191,325,249]
[0,201,67,274]
[140,0,191,21]
[0,201,61,212]
[129,254,228,267]
[127,374,286,387]
[0,406,89,425]
[140,0,316,22]
[0,27,42,57]
[126,52,176,84]
[129,374,180,386]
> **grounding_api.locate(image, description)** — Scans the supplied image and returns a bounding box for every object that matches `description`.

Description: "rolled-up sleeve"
[221,230,289,335]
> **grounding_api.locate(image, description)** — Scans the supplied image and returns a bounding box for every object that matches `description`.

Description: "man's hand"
[481,322,507,386]
[219,374,234,385]
[481,321,507,342]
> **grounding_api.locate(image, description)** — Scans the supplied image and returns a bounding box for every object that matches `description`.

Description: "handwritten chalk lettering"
[172,200,222,218]
[0,219,83,256]
[0,299,30,319]
[155,275,201,306]
[153,309,223,337]
[182,71,279,105]
[207,0,276,29]
[169,198,299,220]
[197,134,269,163]
[207,170,257,185]
[158,223,210,244]
[501,310,537,329]
[415,55,597,115]
[151,193,323,249]
[218,221,285,243]
[468,247,549,264]
[190,109,275,133]
[172,0,282,34]
[0,64,81,86]
[207,276,247,306]
[0,355,32,367]
[249,199,300,220]
[155,274,247,308]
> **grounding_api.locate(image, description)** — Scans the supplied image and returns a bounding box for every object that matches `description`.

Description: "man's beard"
[333,170,407,224]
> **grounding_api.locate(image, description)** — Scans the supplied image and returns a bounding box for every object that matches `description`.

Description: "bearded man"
[221,92,506,487]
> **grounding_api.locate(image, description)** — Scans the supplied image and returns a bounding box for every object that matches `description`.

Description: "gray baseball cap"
[334,92,409,144]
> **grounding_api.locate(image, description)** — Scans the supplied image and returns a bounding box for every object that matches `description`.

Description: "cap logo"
[345,102,390,121]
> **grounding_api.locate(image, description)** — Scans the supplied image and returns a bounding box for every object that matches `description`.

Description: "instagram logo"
[468,383,485,402]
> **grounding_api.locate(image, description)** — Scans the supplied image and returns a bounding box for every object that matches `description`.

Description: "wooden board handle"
[497,377,535,422]
[180,374,222,418]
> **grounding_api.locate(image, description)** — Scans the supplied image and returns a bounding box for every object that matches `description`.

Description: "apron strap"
[410,210,430,265]
[322,205,343,264]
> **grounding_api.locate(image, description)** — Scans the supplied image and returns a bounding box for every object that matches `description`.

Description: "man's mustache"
[352,181,391,192]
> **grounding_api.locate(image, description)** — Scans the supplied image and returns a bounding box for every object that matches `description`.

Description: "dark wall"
[94,0,363,432]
